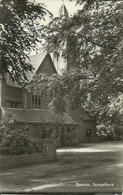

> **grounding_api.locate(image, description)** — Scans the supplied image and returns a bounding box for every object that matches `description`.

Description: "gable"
[26,52,57,81]
[37,53,57,76]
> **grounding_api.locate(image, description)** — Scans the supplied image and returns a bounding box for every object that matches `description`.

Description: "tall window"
[86,128,92,137]
[32,95,41,108]
[6,85,22,108]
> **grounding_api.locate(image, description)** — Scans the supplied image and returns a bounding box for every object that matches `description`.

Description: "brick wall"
[66,104,101,143]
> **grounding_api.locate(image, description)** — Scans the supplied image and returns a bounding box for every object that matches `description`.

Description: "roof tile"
[0,107,77,125]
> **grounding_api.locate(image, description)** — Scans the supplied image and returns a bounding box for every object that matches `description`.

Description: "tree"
[29,0,123,134]
[0,0,50,84]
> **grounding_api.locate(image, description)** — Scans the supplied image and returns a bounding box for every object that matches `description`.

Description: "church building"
[0,2,100,146]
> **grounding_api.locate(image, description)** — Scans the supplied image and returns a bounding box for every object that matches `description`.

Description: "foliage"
[103,94,123,139]
[30,1,123,134]
[29,69,89,112]
[0,123,43,156]
[97,93,123,140]
[0,0,50,84]
[52,127,77,147]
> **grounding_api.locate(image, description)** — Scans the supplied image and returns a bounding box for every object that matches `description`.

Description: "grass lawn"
[0,142,123,193]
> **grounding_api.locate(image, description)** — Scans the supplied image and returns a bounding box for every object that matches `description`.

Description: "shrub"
[0,125,43,156]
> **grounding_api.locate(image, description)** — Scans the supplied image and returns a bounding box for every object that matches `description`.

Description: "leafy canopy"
[30,0,123,129]
[0,0,50,84]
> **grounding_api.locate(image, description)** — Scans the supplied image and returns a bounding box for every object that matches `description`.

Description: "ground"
[0,142,123,193]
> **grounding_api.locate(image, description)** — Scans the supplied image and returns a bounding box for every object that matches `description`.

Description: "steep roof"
[0,107,77,125]
[26,52,57,81]
[5,52,57,85]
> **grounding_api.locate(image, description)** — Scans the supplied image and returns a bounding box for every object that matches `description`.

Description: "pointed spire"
[58,0,69,18]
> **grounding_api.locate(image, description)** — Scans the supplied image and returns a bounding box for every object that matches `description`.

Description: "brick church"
[0,2,100,146]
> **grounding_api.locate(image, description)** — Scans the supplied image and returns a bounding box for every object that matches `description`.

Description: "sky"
[29,0,82,72]
[33,0,81,17]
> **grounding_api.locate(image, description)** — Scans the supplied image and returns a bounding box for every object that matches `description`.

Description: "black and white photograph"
[0,0,123,193]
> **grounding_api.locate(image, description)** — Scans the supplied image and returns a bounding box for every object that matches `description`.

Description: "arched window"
[41,127,47,139]
[38,97,41,107]
[60,127,65,147]
[67,127,71,132]
[48,129,53,138]
[55,127,60,137]
[72,127,76,131]
[61,127,65,133]
[86,128,92,137]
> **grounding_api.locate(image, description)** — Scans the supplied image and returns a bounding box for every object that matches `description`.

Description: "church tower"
[57,1,98,144]
[58,0,69,17]
[58,1,78,70]
[52,1,69,73]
